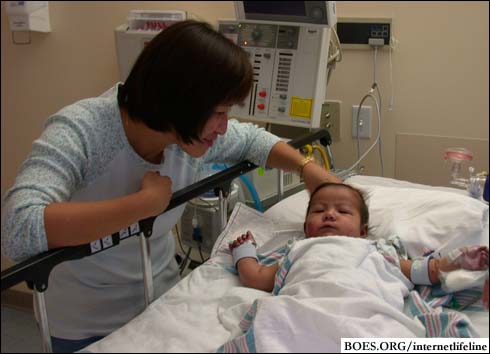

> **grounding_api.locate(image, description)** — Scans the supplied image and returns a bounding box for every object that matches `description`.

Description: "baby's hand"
[458,246,489,270]
[440,246,489,273]
[229,231,256,251]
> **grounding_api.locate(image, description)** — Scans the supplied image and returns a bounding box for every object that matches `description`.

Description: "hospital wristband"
[410,256,433,285]
[232,241,258,268]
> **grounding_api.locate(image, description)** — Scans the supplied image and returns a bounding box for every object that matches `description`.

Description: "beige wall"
[328,1,489,180]
[1,2,489,275]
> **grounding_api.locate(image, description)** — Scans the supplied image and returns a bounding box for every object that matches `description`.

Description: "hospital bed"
[82,175,489,352]
[2,129,488,352]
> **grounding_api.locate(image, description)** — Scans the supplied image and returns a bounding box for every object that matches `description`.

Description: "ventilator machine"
[219,1,337,129]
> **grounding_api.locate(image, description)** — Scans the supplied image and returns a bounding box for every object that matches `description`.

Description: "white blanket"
[218,237,426,352]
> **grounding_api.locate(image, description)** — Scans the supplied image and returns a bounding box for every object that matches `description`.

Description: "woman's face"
[179,105,230,157]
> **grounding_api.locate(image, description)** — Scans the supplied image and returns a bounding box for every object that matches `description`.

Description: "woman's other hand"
[140,171,173,216]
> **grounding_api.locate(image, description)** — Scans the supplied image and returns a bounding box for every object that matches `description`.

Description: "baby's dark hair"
[306,182,369,226]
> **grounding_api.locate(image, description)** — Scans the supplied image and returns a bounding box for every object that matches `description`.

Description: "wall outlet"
[320,100,341,142]
[352,105,372,139]
[337,17,392,50]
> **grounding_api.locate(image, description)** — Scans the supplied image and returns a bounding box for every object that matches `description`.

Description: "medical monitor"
[235,1,337,27]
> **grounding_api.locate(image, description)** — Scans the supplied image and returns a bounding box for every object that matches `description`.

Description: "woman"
[1,20,340,352]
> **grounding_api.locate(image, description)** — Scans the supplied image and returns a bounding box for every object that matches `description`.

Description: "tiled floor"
[1,306,43,353]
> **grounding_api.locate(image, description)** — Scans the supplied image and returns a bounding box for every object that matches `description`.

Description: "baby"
[229,182,489,296]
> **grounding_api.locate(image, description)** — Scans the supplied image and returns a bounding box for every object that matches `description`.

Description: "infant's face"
[305,186,367,238]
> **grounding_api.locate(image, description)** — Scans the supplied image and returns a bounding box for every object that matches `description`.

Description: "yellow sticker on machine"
[290,97,313,119]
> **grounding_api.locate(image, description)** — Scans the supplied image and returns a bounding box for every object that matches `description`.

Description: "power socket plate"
[352,105,372,139]
[321,100,341,142]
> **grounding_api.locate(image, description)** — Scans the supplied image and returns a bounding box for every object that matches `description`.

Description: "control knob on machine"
[311,7,324,19]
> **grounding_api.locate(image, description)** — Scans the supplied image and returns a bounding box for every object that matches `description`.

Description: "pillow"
[350,183,489,258]
[265,179,488,259]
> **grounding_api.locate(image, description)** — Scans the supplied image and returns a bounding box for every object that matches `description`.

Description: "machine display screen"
[243,1,306,16]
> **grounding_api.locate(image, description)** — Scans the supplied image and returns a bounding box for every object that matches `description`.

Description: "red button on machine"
[258,91,267,98]
[257,103,265,110]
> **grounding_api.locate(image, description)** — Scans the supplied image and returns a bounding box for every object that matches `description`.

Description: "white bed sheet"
[85,176,489,352]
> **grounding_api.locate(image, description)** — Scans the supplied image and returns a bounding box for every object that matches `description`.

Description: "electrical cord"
[303,144,331,172]
[374,83,385,176]
[195,197,219,211]
[388,35,398,111]
[176,224,207,275]
[175,224,186,255]
[312,145,331,171]
[180,247,192,275]
[353,43,385,177]
[328,26,343,64]
[371,45,384,176]
[198,245,209,263]
[326,27,342,85]
[175,225,192,274]
[304,144,313,157]
[349,90,382,176]
[355,89,384,177]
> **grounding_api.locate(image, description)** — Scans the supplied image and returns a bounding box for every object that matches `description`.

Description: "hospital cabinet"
[114,10,195,81]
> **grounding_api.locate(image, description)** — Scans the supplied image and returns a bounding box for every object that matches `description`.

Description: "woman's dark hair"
[306,182,369,226]
[117,20,252,144]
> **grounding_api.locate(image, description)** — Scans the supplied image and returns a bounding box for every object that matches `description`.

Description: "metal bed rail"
[1,128,332,352]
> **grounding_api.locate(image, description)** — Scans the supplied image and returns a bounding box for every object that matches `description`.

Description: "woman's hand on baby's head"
[229,231,256,250]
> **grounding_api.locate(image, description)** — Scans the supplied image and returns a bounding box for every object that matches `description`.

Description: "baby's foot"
[229,231,256,251]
